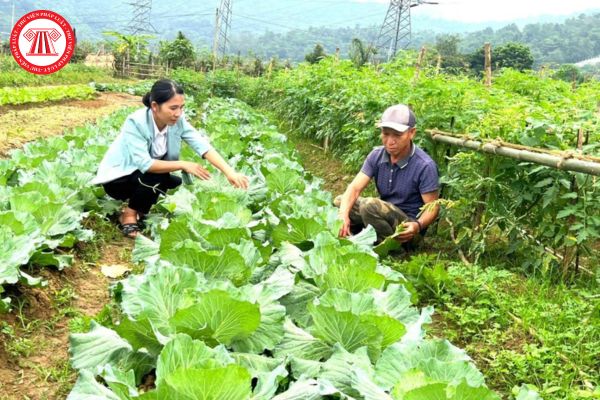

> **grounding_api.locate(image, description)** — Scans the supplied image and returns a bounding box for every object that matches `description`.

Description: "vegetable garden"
[233,56,600,276]
[0,53,599,399]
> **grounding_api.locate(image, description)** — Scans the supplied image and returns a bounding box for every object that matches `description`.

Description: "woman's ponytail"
[142,92,152,107]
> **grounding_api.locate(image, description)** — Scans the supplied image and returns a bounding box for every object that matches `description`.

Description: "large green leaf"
[131,235,160,264]
[30,199,83,238]
[274,318,331,361]
[158,218,203,254]
[375,340,484,390]
[100,365,139,400]
[317,289,407,350]
[279,280,320,327]
[170,290,261,346]
[161,241,252,286]
[161,365,252,400]
[251,363,289,399]
[265,167,305,194]
[195,193,253,223]
[231,300,285,353]
[0,227,37,285]
[155,334,215,386]
[115,317,163,356]
[120,264,202,338]
[317,261,385,292]
[308,303,383,359]
[272,217,328,247]
[69,322,133,372]
[67,369,123,400]
[452,381,500,400]
[319,345,375,399]
[400,383,448,400]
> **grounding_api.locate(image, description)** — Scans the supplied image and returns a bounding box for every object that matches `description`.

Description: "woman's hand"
[227,171,249,189]
[182,161,211,180]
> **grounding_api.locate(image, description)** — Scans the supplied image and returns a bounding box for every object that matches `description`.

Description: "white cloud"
[354,0,599,22]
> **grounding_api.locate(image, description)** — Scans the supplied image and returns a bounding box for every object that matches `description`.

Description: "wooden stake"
[484,43,492,87]
[266,59,274,79]
[577,127,585,151]
[413,46,427,82]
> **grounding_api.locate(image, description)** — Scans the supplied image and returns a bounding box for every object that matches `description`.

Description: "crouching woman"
[91,79,248,237]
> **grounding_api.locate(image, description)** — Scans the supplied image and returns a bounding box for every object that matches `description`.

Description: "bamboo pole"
[484,43,492,87]
[413,46,427,82]
[569,128,586,274]
[426,130,600,176]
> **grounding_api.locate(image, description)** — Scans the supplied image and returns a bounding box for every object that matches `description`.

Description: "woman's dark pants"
[102,171,182,214]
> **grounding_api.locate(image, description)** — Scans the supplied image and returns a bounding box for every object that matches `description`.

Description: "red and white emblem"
[10,10,75,75]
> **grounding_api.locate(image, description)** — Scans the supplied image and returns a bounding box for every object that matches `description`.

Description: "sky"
[356,0,600,23]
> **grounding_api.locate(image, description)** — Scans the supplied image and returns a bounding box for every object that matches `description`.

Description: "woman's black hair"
[142,79,184,108]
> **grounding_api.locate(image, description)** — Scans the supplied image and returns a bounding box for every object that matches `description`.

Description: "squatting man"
[336,104,440,248]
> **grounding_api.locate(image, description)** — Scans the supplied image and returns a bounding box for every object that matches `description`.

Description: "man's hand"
[182,161,211,180]
[226,171,249,190]
[338,215,351,237]
[395,221,420,243]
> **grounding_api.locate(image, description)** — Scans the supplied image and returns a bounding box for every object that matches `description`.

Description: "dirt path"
[0,92,140,156]
[293,138,355,196]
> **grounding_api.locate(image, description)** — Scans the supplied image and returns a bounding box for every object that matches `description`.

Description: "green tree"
[470,42,534,73]
[70,40,98,63]
[348,38,374,68]
[103,31,154,64]
[494,42,534,71]
[159,31,196,69]
[553,64,584,84]
[305,43,326,64]
[435,34,468,72]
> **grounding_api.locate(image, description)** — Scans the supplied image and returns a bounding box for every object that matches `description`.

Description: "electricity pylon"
[126,0,157,35]
[373,0,437,61]
[212,0,233,61]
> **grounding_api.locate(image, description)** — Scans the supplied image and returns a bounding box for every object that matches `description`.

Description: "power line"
[234,13,292,30]
[127,0,157,34]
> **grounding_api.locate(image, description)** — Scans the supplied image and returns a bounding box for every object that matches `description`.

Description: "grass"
[32,359,75,398]
[77,213,121,264]
[387,255,600,400]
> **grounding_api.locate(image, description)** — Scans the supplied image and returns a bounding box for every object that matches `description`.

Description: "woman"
[92,79,248,237]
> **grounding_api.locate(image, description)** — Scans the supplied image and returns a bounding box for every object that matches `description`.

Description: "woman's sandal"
[120,223,140,238]
[137,214,147,230]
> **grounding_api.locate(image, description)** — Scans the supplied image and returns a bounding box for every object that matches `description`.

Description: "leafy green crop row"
[228,58,600,276]
[0,55,121,87]
[0,84,96,106]
[67,98,539,399]
[0,109,133,312]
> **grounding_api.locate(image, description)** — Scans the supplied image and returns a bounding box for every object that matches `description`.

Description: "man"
[336,104,439,246]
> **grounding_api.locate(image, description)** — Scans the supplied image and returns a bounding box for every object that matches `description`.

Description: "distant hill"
[1,1,599,66]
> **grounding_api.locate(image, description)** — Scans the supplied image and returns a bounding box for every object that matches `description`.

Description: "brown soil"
[0,92,140,156]
[293,139,355,196]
